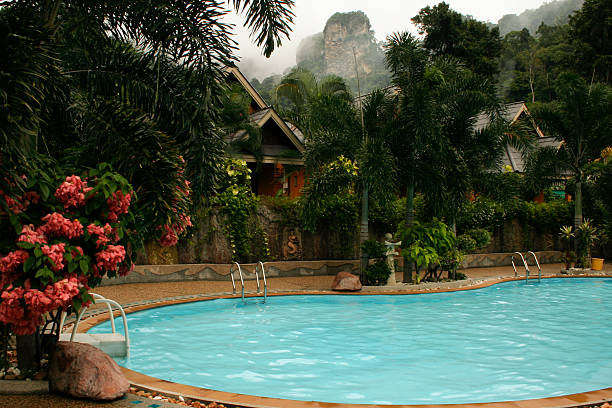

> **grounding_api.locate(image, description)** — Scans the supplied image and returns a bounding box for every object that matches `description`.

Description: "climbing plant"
[212,158,269,262]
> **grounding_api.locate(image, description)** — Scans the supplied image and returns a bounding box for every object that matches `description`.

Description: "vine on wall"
[212,159,269,262]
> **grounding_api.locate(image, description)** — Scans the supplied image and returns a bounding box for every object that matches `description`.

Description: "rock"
[4,374,16,380]
[331,272,362,291]
[33,370,47,381]
[48,341,129,401]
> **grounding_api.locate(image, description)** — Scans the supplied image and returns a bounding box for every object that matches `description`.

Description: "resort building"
[224,66,306,198]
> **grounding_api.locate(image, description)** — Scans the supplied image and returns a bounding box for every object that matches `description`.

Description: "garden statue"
[283,229,300,260]
[384,233,401,285]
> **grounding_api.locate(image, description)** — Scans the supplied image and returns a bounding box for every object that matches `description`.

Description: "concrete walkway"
[1,262,611,408]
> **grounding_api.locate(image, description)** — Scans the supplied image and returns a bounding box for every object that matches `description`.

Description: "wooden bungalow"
[224,67,306,198]
[474,101,566,200]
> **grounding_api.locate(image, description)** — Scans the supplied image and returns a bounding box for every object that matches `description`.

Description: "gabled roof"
[227,108,305,154]
[223,66,306,165]
[224,66,268,111]
[476,102,554,173]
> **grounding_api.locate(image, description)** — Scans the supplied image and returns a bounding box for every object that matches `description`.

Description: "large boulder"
[48,341,129,400]
[331,271,362,291]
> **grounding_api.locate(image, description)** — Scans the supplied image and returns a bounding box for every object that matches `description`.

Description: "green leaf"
[72,297,82,312]
[35,267,54,283]
[24,256,35,272]
[79,259,89,274]
[68,261,78,273]
[17,242,35,249]
[34,247,43,257]
[40,183,50,201]
[64,252,73,262]
[9,214,20,234]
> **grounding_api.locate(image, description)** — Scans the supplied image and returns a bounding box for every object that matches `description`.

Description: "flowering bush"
[157,158,193,247]
[0,165,137,335]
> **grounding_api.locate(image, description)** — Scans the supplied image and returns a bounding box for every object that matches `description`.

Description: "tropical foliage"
[0,165,137,336]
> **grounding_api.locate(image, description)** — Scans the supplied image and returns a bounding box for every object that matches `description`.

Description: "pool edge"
[79,274,612,408]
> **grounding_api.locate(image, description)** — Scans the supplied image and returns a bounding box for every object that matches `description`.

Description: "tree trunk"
[359,183,369,283]
[403,150,415,283]
[17,334,39,373]
[574,179,583,258]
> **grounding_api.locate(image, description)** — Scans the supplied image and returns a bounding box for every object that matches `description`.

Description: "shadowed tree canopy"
[568,0,612,83]
[527,72,612,229]
[0,0,295,240]
[412,2,502,79]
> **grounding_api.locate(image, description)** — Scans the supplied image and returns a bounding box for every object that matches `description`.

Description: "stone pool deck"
[2,262,612,408]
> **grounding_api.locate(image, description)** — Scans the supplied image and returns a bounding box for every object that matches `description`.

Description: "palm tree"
[425,60,510,229]
[299,86,395,280]
[528,73,612,230]
[384,32,441,282]
[0,0,295,237]
[274,67,353,131]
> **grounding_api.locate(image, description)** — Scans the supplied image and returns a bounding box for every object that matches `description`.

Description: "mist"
[225,0,556,81]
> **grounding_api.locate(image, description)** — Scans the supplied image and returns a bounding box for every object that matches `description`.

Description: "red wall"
[257,163,305,198]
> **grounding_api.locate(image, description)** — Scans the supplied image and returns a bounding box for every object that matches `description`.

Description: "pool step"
[59,293,130,357]
[58,333,127,358]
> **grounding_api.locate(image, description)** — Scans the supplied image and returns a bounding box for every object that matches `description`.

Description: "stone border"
[461,251,561,268]
[78,274,612,408]
[101,253,562,286]
[101,260,360,286]
[0,379,48,395]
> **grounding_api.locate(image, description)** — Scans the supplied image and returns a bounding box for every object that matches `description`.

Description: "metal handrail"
[231,262,268,303]
[527,251,542,282]
[257,261,267,303]
[58,293,130,356]
[254,266,261,294]
[511,252,530,281]
[231,262,245,301]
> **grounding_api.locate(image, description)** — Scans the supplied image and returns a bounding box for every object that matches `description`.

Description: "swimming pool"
[91,278,612,405]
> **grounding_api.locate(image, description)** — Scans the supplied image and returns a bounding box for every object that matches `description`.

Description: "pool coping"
[77,274,612,408]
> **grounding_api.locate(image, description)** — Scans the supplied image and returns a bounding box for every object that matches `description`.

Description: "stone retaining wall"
[461,251,561,269]
[101,260,360,286]
[102,251,562,285]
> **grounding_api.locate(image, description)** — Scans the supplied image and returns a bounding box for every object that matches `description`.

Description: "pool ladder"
[230,261,267,303]
[511,251,542,282]
[58,293,130,357]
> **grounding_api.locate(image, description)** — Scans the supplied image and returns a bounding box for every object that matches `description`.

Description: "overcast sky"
[224,0,553,80]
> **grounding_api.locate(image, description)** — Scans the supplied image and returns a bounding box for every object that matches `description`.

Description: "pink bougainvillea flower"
[39,212,83,239]
[41,243,66,272]
[87,223,111,248]
[55,175,92,209]
[45,275,81,308]
[95,245,126,273]
[118,262,135,277]
[0,250,29,275]
[18,224,47,245]
[71,246,84,258]
[159,225,178,247]
[0,250,28,288]
[107,191,131,222]
[0,286,26,326]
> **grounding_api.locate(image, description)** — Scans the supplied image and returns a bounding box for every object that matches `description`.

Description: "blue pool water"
[91,278,612,404]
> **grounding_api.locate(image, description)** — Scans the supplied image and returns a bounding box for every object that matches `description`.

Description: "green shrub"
[369,197,406,234]
[464,228,491,249]
[457,197,573,234]
[361,239,386,259]
[456,197,505,231]
[456,234,477,252]
[364,260,391,286]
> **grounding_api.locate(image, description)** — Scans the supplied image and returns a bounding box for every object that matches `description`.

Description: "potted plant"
[576,220,599,269]
[559,226,575,271]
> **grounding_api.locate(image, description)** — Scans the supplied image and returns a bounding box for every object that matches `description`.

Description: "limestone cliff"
[323,11,378,78]
[295,11,389,94]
